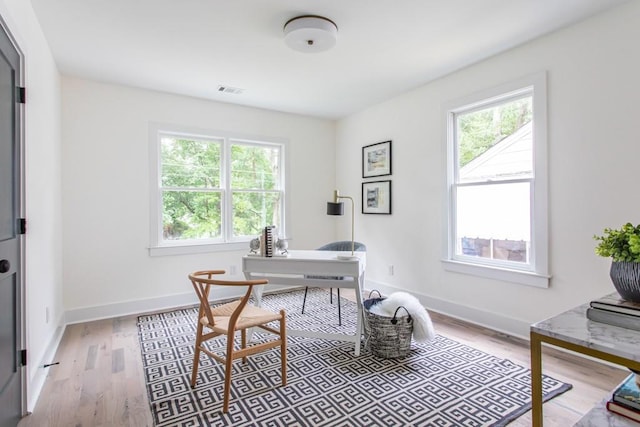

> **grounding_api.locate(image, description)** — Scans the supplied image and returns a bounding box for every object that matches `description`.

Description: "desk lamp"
[326,190,357,260]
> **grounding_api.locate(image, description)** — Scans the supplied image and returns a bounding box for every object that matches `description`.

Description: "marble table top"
[532,297,640,426]
[531,301,640,364]
[574,399,636,427]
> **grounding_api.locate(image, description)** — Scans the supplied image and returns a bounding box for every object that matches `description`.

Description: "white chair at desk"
[301,241,367,326]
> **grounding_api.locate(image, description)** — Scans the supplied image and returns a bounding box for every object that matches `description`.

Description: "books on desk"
[607,400,640,423]
[586,307,640,332]
[591,293,640,316]
[606,373,640,423]
[587,293,640,332]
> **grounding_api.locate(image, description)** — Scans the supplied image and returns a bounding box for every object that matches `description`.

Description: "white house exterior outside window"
[443,73,549,287]
[148,123,288,256]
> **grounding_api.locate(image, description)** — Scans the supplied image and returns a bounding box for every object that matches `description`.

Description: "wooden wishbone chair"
[188,270,287,413]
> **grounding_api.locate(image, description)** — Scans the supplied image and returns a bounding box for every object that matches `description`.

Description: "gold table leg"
[530,331,543,427]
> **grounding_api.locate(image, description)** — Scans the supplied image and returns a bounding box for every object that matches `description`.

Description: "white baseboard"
[27,320,66,412]
[364,279,530,340]
[64,292,199,325]
[63,284,302,325]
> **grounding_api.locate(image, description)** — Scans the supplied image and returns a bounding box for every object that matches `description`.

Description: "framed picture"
[362,140,392,178]
[362,180,392,214]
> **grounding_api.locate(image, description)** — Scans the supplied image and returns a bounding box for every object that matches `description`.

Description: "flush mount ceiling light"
[283,15,338,53]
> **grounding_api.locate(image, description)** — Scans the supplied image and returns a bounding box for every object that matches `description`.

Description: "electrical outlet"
[388,265,394,276]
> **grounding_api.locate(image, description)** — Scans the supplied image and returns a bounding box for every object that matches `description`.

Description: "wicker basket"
[363,290,413,359]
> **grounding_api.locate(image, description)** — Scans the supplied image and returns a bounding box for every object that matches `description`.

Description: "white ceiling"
[30,0,628,119]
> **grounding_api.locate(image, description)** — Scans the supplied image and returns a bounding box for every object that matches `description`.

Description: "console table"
[530,302,640,426]
[242,250,366,356]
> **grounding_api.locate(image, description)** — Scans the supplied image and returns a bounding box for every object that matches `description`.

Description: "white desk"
[530,302,640,426]
[242,250,366,356]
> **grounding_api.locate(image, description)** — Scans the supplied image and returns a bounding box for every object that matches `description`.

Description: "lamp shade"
[326,190,355,257]
[326,201,344,216]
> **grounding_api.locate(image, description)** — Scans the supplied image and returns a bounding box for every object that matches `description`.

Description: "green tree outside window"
[160,136,283,241]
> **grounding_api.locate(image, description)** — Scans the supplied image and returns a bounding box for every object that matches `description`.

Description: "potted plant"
[594,222,640,302]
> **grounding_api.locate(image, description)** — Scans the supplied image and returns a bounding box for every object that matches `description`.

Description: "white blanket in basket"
[368,292,436,342]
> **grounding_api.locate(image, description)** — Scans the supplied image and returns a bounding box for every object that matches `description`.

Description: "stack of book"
[587,293,640,332]
[607,372,640,422]
[260,226,276,257]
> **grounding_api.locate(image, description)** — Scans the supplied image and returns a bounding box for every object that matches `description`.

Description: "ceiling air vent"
[217,85,245,95]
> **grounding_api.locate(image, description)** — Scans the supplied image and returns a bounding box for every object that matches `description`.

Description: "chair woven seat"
[202,301,284,331]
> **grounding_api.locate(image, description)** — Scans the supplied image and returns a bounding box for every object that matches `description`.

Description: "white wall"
[11,0,635,414]
[61,78,337,320]
[336,1,640,337]
[0,0,63,411]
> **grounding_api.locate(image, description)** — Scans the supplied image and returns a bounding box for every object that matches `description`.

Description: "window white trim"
[148,122,290,256]
[442,72,550,287]
[442,260,550,288]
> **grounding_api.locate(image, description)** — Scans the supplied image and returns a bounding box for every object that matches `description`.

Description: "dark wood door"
[0,21,23,427]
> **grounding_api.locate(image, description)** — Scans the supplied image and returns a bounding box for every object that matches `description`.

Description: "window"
[444,73,549,287]
[149,124,287,255]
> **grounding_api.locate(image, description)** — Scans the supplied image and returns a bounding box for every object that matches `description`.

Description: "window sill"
[149,241,248,257]
[442,259,550,288]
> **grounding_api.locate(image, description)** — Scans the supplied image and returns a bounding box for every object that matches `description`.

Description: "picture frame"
[362,140,392,178]
[362,180,392,214]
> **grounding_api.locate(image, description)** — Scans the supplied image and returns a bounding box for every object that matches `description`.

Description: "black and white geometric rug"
[137,289,571,426]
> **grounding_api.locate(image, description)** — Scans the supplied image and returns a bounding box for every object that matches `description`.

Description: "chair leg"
[223,332,235,413]
[241,329,247,364]
[280,310,287,387]
[337,288,341,326]
[191,321,204,388]
[301,286,309,314]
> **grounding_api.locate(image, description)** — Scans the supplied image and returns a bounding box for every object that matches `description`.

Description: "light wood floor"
[19,289,627,427]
